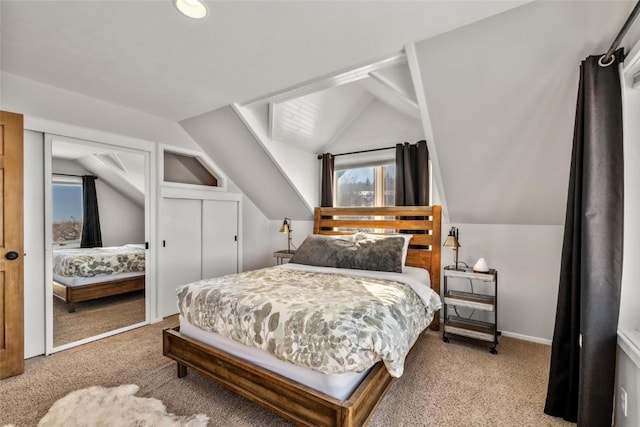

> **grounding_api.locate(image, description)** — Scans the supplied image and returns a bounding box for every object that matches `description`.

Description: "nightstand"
[273,250,295,265]
[443,266,499,354]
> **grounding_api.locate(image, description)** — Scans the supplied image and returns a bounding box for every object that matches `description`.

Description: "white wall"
[614,50,640,427]
[441,221,563,343]
[1,72,200,151]
[51,158,145,247]
[24,130,45,358]
[326,99,424,153]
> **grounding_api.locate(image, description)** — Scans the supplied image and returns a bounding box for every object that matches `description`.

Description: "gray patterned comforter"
[177,263,441,377]
[52,245,146,277]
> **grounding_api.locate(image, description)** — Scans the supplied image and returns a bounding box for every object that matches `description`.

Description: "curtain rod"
[316,146,395,160]
[53,173,97,179]
[602,0,640,64]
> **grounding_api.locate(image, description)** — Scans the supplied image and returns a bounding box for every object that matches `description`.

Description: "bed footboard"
[163,326,398,427]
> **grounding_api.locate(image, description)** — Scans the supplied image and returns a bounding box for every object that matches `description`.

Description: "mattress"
[179,316,370,400]
[178,263,438,399]
[53,271,145,287]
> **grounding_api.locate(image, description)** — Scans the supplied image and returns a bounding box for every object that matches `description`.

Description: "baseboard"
[500,330,551,345]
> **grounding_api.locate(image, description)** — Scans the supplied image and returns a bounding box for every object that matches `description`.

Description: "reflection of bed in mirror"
[52,244,145,312]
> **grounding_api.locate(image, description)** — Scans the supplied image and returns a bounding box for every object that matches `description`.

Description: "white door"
[202,200,238,279]
[159,198,202,317]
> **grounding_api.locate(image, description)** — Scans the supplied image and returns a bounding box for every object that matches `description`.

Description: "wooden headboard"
[313,205,442,330]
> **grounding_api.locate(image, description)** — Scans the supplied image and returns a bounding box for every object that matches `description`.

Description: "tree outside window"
[52,178,83,246]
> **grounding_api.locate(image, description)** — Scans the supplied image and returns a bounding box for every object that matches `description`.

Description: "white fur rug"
[37,384,209,427]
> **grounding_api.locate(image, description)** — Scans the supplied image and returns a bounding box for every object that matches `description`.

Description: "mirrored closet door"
[46,135,150,351]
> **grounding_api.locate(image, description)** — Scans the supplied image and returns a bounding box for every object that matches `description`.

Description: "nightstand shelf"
[445,316,496,342]
[443,266,499,354]
[444,290,495,311]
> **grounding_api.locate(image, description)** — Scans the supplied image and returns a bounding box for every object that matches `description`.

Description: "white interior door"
[202,200,238,279]
[159,198,202,317]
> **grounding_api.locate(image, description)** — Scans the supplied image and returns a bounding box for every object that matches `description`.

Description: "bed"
[163,205,441,426]
[52,244,146,312]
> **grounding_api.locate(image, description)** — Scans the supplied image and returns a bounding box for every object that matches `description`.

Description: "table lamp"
[279,217,293,253]
[443,226,461,270]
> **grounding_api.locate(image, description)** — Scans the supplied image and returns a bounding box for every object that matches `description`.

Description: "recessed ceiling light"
[174,0,208,19]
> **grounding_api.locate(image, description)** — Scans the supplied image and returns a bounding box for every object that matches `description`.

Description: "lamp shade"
[279,218,291,233]
[443,235,460,248]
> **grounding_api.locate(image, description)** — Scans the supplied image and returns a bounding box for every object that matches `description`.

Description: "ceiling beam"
[242,52,407,106]
[360,72,420,119]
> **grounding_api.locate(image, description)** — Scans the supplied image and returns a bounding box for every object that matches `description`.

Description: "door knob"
[5,251,19,260]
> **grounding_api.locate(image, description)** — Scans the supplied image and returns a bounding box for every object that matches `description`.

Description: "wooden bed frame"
[163,205,441,426]
[53,275,145,313]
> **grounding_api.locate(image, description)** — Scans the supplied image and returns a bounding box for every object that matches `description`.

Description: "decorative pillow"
[352,232,412,266]
[290,234,405,273]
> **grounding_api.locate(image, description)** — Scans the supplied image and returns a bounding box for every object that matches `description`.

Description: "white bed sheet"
[178,263,435,400]
[179,315,370,400]
[53,271,145,287]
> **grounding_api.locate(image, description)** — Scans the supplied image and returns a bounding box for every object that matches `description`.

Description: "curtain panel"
[395,140,429,206]
[80,175,103,248]
[320,153,334,207]
[544,50,624,426]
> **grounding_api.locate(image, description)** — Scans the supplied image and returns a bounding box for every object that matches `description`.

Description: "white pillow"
[352,232,412,266]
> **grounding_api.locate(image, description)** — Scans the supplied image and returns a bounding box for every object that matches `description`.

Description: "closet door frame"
[158,187,242,319]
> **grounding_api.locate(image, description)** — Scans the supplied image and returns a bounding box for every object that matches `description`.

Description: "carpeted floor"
[1,317,573,427]
[53,290,146,347]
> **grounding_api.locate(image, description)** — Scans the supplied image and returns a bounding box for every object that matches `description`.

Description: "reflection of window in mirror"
[52,176,83,248]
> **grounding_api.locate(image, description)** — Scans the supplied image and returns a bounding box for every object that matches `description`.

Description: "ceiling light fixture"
[174,0,208,19]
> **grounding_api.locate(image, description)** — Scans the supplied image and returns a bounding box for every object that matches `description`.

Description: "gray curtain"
[320,153,334,207]
[395,140,429,206]
[80,175,103,248]
[544,50,624,425]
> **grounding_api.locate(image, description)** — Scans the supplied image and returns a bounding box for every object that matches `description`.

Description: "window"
[335,162,396,207]
[52,177,83,246]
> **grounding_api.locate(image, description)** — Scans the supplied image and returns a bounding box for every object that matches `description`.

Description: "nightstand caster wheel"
[443,336,450,343]
[490,348,497,355]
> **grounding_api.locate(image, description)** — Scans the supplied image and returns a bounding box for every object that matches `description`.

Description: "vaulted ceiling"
[1,0,637,225]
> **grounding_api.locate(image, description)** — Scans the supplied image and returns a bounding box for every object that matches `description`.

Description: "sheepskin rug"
[38,384,209,427]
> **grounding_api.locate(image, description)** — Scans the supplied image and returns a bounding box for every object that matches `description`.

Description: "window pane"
[336,167,374,207]
[53,184,83,243]
[384,164,395,206]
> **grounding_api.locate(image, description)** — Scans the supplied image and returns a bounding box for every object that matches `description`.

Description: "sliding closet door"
[202,200,238,279]
[159,198,202,317]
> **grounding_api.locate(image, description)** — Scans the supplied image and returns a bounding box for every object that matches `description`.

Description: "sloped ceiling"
[414,0,633,225]
[52,140,145,207]
[2,0,637,225]
[0,0,531,121]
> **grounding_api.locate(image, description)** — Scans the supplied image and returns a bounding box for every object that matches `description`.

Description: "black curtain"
[320,153,334,207]
[80,175,103,248]
[544,50,624,425]
[395,140,429,206]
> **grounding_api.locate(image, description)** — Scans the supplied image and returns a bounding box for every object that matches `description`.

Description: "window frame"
[52,175,83,248]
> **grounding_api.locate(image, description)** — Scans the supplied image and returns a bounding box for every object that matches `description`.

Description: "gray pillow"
[290,234,404,273]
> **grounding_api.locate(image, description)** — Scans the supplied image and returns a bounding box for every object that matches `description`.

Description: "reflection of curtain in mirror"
[80,175,102,248]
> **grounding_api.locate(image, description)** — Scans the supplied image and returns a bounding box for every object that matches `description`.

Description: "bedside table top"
[444,265,497,280]
[273,249,296,258]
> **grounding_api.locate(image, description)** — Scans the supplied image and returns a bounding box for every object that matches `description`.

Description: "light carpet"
[36,384,208,427]
[0,317,573,426]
